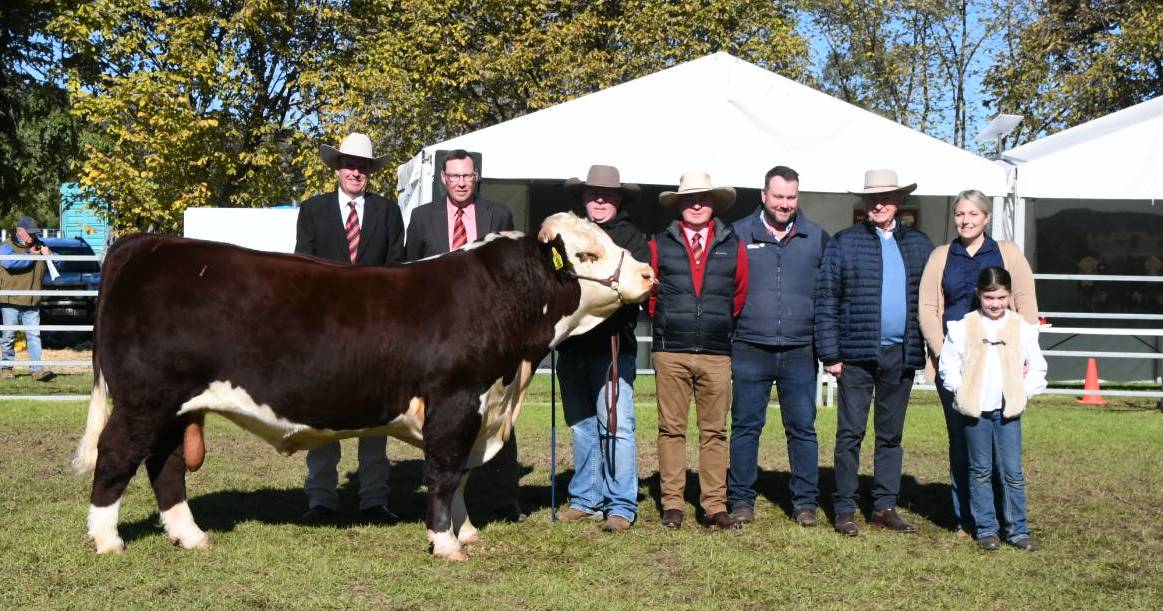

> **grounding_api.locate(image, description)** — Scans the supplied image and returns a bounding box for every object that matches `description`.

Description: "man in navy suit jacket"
[403,150,525,521]
[404,150,514,260]
[294,132,404,523]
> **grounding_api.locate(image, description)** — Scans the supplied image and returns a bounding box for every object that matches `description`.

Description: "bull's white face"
[538,212,654,345]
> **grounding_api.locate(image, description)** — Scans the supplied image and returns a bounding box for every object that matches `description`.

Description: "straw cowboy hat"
[320,132,389,173]
[658,170,736,212]
[564,164,640,200]
[849,169,917,196]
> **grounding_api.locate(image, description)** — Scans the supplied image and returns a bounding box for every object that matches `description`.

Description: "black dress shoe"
[977,534,1001,550]
[834,511,859,536]
[870,508,916,533]
[302,505,336,522]
[1007,536,1037,552]
[793,506,818,527]
[360,505,400,525]
[661,509,683,529]
[702,511,741,530]
[728,505,755,524]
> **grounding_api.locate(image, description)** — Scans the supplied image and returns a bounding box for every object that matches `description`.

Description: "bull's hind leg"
[423,393,482,561]
[87,409,154,553]
[147,417,209,549]
[452,474,480,544]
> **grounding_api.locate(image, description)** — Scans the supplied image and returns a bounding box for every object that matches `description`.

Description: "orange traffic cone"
[1077,358,1107,405]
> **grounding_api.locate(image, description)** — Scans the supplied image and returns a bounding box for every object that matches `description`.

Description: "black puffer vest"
[651,219,739,355]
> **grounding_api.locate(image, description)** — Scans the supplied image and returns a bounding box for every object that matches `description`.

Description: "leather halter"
[566,250,627,301]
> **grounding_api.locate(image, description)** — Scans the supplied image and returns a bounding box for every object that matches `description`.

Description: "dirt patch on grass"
[9,347,93,374]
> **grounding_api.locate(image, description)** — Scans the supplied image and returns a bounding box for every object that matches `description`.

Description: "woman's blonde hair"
[955,189,991,215]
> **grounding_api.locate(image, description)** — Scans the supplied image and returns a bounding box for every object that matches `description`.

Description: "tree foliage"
[0,0,85,225]
[804,0,1012,148]
[984,0,1163,145]
[50,0,350,232]
[300,0,811,197]
[52,0,810,232]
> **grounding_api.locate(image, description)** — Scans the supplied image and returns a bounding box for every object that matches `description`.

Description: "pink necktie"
[345,202,360,263]
[451,208,467,250]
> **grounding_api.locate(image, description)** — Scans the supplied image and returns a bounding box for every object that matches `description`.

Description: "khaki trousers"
[653,351,732,515]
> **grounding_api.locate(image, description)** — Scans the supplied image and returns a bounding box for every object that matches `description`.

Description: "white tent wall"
[397,52,1007,218]
[1002,96,1163,385]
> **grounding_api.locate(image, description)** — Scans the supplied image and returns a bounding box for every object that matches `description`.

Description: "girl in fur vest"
[939,267,1047,551]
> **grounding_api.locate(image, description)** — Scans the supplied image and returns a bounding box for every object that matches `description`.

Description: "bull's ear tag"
[551,247,564,270]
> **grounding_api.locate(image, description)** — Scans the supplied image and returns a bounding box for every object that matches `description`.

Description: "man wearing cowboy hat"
[404,149,514,260]
[814,169,933,537]
[295,131,405,523]
[402,149,525,524]
[0,216,55,381]
[554,164,649,534]
[727,165,830,528]
[648,170,748,530]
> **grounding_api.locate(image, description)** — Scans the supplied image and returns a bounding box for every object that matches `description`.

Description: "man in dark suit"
[404,149,514,259]
[295,132,404,523]
[403,149,525,522]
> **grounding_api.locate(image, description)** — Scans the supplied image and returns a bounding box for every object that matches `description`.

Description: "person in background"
[648,170,748,530]
[727,165,829,528]
[555,164,648,533]
[814,169,933,537]
[918,189,1039,537]
[939,267,1046,552]
[403,149,525,522]
[1,216,55,381]
[295,132,404,523]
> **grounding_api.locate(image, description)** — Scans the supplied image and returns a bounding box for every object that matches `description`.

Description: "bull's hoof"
[431,546,468,562]
[428,530,467,561]
[91,534,126,555]
[458,532,481,545]
[172,532,210,550]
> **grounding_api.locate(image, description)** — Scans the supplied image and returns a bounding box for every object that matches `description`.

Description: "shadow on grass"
[116,460,959,544]
[628,465,959,530]
[118,457,542,544]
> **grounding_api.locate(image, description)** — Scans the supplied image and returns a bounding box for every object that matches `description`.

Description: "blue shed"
[59,183,110,256]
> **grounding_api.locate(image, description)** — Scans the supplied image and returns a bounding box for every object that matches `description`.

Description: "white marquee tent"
[1003,95,1163,202]
[398,52,1007,237]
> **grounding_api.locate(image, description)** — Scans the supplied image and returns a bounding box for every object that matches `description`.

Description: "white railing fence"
[3,260,1161,405]
[0,251,98,400]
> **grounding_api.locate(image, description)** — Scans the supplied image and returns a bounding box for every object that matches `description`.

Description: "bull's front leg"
[422,392,481,561]
[452,474,479,544]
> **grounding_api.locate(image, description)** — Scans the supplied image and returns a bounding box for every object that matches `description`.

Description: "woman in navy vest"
[918,189,1039,536]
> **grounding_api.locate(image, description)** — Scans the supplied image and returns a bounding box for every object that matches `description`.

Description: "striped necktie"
[345,202,360,263]
[451,207,467,250]
[690,233,703,265]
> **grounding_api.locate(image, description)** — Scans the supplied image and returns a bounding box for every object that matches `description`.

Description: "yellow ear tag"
[551,247,564,270]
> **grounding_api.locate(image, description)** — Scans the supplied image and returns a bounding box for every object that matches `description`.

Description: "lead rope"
[549,348,558,523]
[602,334,620,477]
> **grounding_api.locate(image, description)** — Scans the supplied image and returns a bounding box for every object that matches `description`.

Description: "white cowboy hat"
[320,132,389,173]
[658,170,736,212]
[849,169,917,196]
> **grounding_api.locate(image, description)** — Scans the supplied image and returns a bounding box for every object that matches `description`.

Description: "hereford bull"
[73,212,654,561]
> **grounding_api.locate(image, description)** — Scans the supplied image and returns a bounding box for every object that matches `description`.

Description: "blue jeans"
[964,409,1029,540]
[936,372,973,531]
[728,341,818,511]
[557,349,638,521]
[1,306,44,372]
[833,344,913,514]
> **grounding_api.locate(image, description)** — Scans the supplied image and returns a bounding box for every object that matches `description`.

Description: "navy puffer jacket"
[814,219,933,369]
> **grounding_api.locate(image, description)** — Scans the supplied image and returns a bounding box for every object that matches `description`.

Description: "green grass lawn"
[1,374,1161,609]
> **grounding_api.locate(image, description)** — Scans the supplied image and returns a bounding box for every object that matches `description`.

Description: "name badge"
[747,243,766,250]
